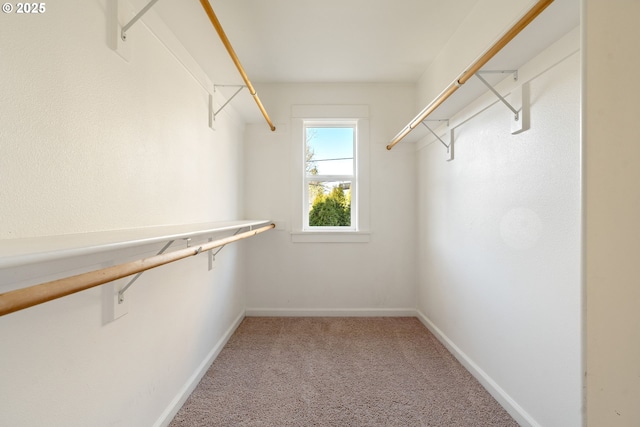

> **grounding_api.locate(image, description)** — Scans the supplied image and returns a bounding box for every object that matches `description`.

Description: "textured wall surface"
[0,1,241,239]
[416,31,582,426]
[0,2,247,426]
[243,84,418,313]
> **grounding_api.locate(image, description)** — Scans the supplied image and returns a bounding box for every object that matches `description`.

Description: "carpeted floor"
[169,317,518,426]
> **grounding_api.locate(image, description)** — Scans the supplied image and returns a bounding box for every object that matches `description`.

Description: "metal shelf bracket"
[211,85,247,124]
[121,0,161,41]
[117,226,254,299]
[209,228,244,269]
[118,239,174,303]
[475,70,529,134]
[475,71,519,120]
[421,120,454,161]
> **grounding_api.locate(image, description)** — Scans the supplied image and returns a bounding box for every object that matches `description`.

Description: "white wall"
[243,84,417,314]
[0,2,247,426]
[416,29,582,427]
[584,0,640,425]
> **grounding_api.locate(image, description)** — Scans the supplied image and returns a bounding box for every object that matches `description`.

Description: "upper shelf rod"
[0,224,275,317]
[198,0,276,132]
[386,0,554,150]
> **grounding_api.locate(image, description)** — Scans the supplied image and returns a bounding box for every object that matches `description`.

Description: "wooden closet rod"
[198,0,276,131]
[0,224,275,317]
[387,0,553,150]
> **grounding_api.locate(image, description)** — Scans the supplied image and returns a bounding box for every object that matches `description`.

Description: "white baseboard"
[415,310,539,427]
[154,310,246,427]
[245,308,417,317]
[154,308,536,426]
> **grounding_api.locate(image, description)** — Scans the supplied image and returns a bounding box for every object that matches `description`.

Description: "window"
[291,105,370,243]
[304,122,356,231]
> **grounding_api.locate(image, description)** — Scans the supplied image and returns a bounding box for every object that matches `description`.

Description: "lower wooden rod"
[0,223,275,317]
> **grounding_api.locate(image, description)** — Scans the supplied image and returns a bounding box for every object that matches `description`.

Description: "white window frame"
[291,105,370,243]
[303,120,357,231]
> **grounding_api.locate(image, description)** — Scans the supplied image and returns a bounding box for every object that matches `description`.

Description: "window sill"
[290,231,370,243]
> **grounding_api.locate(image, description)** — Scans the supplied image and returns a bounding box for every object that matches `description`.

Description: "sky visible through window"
[306,127,354,175]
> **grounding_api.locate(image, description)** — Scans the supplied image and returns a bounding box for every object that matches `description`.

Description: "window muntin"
[303,122,356,231]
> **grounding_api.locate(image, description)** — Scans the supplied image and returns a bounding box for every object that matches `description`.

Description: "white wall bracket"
[120,0,161,41]
[118,239,174,304]
[102,271,129,324]
[208,227,245,270]
[475,71,519,119]
[117,225,255,302]
[208,237,215,270]
[421,120,454,161]
[475,70,528,134]
[212,85,247,122]
[108,0,134,61]
[208,93,215,130]
[509,82,529,134]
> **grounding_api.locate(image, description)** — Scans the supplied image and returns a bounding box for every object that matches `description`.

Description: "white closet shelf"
[0,220,271,269]
[387,0,579,148]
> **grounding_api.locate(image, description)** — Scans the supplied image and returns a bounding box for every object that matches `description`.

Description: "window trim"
[303,120,357,231]
[291,105,370,243]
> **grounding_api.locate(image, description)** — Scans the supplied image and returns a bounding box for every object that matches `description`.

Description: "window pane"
[306,127,354,176]
[308,181,352,227]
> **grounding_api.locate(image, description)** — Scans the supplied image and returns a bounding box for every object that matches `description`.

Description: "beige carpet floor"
[169,317,518,426]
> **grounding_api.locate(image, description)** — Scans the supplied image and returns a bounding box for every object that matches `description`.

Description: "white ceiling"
[204,0,484,83]
[153,0,480,84]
